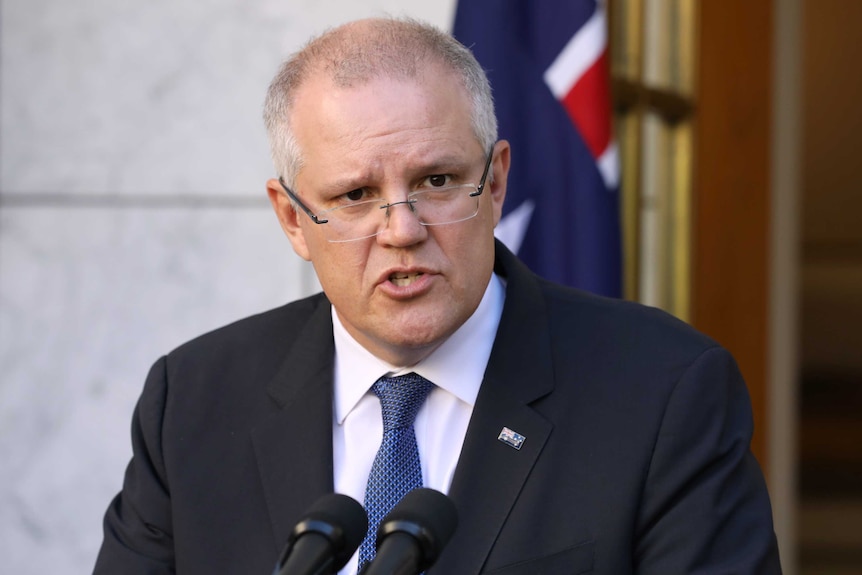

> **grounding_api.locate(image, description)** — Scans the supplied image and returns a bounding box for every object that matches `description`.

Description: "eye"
[424,174,452,188]
[344,189,367,202]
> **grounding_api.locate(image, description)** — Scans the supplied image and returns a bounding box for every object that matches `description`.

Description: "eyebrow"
[317,154,474,194]
[416,155,471,175]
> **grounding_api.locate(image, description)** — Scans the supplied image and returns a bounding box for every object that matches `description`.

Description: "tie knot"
[372,373,434,431]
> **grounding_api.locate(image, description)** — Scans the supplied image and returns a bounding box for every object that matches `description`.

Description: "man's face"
[267,66,509,366]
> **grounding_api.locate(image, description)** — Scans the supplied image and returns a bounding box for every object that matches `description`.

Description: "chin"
[379,318,451,351]
[386,324,445,348]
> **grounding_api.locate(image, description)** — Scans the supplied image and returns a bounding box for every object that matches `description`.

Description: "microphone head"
[286,493,369,571]
[376,488,458,570]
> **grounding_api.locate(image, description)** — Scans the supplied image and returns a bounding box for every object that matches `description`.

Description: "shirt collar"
[333,273,505,425]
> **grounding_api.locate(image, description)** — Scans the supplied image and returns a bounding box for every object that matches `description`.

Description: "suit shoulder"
[167,292,330,362]
[538,279,720,359]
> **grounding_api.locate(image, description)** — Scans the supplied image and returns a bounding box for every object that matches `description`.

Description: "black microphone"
[273,493,368,575]
[361,488,458,575]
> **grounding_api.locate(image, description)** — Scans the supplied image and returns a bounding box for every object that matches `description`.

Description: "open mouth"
[389,271,424,287]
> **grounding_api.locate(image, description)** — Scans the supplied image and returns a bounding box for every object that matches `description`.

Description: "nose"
[377,198,427,246]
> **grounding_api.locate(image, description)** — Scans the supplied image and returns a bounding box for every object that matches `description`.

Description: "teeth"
[389,272,423,286]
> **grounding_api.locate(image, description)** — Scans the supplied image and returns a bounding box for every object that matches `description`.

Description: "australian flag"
[453,0,622,297]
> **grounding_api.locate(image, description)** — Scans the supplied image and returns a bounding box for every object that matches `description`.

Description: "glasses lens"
[412,185,480,225]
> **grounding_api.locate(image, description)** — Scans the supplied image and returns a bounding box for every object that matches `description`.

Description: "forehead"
[290,66,479,164]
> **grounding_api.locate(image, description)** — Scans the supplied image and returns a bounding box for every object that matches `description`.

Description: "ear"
[266,178,311,261]
[488,140,511,226]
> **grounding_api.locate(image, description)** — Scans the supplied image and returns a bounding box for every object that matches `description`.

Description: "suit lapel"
[432,242,557,574]
[251,296,337,549]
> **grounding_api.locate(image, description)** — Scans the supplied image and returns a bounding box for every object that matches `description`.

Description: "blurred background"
[1,0,859,574]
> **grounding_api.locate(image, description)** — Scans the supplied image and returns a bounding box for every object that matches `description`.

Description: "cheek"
[442,227,494,284]
[312,244,373,293]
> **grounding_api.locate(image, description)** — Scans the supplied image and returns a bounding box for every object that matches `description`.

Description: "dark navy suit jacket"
[95,241,781,574]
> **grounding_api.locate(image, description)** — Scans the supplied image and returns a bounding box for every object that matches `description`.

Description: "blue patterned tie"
[357,373,434,571]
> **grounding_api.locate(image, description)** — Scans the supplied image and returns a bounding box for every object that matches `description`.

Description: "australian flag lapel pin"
[498,427,526,450]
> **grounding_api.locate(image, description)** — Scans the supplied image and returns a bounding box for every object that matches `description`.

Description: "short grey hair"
[262,17,498,189]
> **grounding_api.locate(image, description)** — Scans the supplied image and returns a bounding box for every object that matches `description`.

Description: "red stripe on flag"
[560,49,612,160]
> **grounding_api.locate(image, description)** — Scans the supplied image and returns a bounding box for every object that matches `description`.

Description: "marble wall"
[0,1,455,572]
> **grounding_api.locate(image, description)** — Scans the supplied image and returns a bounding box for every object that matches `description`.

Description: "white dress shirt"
[332,273,505,575]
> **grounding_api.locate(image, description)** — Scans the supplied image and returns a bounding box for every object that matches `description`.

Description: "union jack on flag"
[453,0,622,297]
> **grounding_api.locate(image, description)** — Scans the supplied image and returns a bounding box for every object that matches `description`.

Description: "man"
[95,17,781,574]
